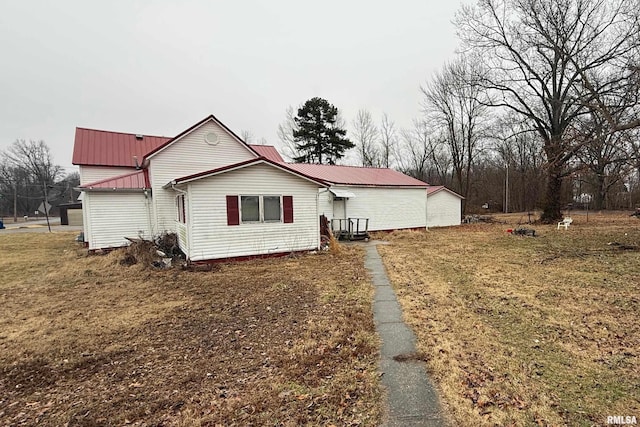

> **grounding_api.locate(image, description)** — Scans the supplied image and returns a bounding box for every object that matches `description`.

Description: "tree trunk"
[13,184,17,222]
[540,166,563,223]
[592,175,607,210]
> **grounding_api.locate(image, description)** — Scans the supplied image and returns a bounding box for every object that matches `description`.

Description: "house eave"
[76,187,151,193]
[329,183,428,189]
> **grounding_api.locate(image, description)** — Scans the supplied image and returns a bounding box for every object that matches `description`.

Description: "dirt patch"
[0,233,382,426]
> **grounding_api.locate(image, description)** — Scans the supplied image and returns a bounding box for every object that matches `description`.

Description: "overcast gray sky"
[1,0,466,173]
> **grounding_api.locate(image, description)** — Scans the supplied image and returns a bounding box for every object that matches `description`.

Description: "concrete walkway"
[364,243,446,427]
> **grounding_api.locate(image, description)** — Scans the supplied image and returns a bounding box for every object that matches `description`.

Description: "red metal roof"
[426,185,444,195]
[285,163,428,187]
[73,128,170,167]
[427,185,464,198]
[72,118,425,188]
[80,169,150,191]
[248,144,284,162]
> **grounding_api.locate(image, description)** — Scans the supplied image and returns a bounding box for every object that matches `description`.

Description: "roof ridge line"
[76,127,170,139]
[285,162,396,171]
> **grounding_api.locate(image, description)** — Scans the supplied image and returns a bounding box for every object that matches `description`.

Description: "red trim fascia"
[143,169,151,188]
[172,157,328,187]
[79,169,150,190]
[426,186,465,199]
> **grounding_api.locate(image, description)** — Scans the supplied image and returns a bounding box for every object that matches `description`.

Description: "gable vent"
[135,134,144,140]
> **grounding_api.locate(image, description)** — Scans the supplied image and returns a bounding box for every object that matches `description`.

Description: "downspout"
[171,183,188,196]
[143,189,153,239]
[317,188,331,248]
[425,189,429,232]
[171,183,189,259]
[316,189,322,249]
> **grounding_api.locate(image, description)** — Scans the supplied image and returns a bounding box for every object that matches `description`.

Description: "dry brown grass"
[0,232,382,426]
[378,211,640,427]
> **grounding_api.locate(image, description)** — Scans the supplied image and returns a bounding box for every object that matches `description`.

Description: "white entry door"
[333,198,346,219]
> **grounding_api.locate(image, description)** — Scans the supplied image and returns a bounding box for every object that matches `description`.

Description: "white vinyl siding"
[84,192,153,250]
[176,222,188,253]
[79,166,135,185]
[326,186,426,231]
[318,189,333,219]
[427,191,462,227]
[148,120,256,233]
[185,164,320,261]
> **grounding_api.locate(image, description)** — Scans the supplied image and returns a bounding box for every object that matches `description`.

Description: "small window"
[176,195,186,223]
[263,196,281,221]
[241,196,260,222]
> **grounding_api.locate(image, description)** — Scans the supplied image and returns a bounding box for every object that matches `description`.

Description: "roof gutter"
[170,182,188,195]
[74,187,148,193]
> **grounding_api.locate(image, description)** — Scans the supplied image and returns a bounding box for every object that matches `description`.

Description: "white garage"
[426,186,463,228]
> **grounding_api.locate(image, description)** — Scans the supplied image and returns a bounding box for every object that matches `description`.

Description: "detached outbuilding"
[284,163,428,235]
[426,186,464,228]
[58,202,83,226]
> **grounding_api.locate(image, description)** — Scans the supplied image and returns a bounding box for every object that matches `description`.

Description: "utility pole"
[504,162,509,213]
[42,182,51,232]
[13,181,17,222]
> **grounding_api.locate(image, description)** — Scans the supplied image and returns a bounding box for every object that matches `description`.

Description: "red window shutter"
[283,196,293,223]
[226,195,239,226]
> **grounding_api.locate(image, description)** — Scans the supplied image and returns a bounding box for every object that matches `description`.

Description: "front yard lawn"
[378,212,640,426]
[0,232,382,426]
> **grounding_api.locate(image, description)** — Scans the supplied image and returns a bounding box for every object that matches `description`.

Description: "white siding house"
[73,114,453,261]
[169,160,326,261]
[78,170,154,250]
[146,118,257,233]
[325,186,427,231]
[83,192,153,249]
[426,186,463,227]
[283,164,429,233]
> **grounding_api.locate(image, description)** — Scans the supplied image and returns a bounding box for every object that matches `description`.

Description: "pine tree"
[292,97,354,164]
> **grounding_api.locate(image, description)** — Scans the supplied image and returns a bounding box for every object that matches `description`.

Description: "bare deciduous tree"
[379,113,398,168]
[421,55,488,213]
[2,140,63,223]
[277,106,301,161]
[397,119,442,183]
[456,0,640,221]
[575,112,637,209]
[5,139,63,187]
[240,130,254,144]
[352,109,380,167]
[492,115,545,212]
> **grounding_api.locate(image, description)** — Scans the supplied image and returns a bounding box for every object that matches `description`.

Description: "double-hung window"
[240,195,281,223]
[227,195,293,226]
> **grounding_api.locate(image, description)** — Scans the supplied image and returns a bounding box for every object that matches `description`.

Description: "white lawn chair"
[557,217,573,230]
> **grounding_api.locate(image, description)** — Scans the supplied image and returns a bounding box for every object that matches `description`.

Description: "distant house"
[72,114,457,261]
[426,186,464,228]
